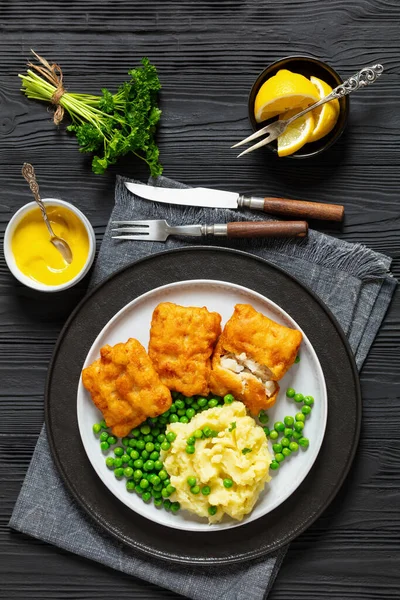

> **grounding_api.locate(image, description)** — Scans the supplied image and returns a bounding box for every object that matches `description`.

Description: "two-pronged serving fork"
[112,219,308,241]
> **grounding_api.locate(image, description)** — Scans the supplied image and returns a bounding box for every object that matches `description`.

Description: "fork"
[112,219,308,241]
[232,63,384,157]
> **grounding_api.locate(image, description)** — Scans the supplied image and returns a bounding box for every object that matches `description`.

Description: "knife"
[124,182,344,222]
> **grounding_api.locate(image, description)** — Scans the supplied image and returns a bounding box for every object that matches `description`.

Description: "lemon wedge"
[254,69,320,123]
[309,76,340,142]
[277,108,315,157]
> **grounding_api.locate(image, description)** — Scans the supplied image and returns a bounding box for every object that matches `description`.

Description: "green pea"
[258,410,269,424]
[124,467,133,478]
[299,437,309,449]
[105,457,115,469]
[292,430,302,440]
[133,459,143,469]
[141,491,152,502]
[150,475,161,487]
[144,434,153,443]
[169,404,177,414]
[208,505,217,516]
[175,400,185,409]
[139,478,149,489]
[100,420,107,429]
[166,432,176,443]
[284,416,294,427]
[302,405,312,416]
[169,414,179,423]
[186,408,195,419]
[269,430,279,440]
[166,484,175,495]
[130,450,139,460]
[192,402,200,411]
[149,417,159,425]
[144,460,155,472]
[114,468,124,478]
[281,437,290,448]
[224,393,235,404]
[171,502,180,513]
[294,421,305,432]
[190,485,200,494]
[201,486,211,496]
[274,421,285,432]
[263,427,270,437]
[294,355,300,363]
[275,452,285,463]
[270,460,280,470]
[158,416,168,426]
[131,428,140,438]
[294,393,304,403]
[158,469,168,480]
[145,442,155,453]
[223,478,233,489]
[161,441,171,451]
[186,445,195,454]
[100,441,109,451]
[289,441,299,452]
[153,482,163,492]
[154,460,163,471]
[163,499,172,511]
[140,424,151,435]
[208,399,218,408]
[180,416,189,424]
[161,487,170,498]
[135,485,143,495]
[177,409,186,417]
[126,480,135,492]
[121,454,130,463]
[198,397,208,407]
[154,497,163,507]
[128,460,135,468]
[304,395,314,406]
[100,431,109,442]
[153,490,162,499]
[122,436,130,446]
[194,429,203,439]
[187,436,195,445]
[282,447,292,457]
[128,438,137,448]
[203,427,212,437]
[295,412,305,422]
[114,457,123,468]
[272,443,282,453]
[92,423,101,434]
[157,434,166,443]
[136,440,145,450]
[150,451,159,461]
[152,427,161,437]
[133,469,143,481]
[284,427,293,438]
[171,391,180,400]
[187,476,196,487]
[286,387,296,398]
[185,396,194,405]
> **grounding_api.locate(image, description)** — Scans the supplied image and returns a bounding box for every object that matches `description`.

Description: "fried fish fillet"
[82,338,172,437]
[209,304,302,414]
[148,302,222,396]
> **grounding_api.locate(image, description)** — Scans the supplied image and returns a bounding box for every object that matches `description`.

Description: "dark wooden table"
[1,2,399,599]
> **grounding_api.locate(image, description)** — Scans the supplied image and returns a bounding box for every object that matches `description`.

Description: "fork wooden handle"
[227,220,308,238]
[262,197,344,222]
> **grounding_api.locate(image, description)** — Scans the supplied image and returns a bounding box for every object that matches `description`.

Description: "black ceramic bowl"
[248,56,349,159]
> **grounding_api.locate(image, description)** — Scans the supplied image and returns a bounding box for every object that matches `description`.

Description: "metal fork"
[232,64,384,157]
[112,219,308,241]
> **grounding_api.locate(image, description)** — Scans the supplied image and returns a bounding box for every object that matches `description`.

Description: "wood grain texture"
[0,0,399,598]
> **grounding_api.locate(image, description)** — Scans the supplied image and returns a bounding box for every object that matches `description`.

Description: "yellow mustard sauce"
[11,205,89,286]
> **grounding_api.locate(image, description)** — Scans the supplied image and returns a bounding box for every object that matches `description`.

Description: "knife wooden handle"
[262,197,344,222]
[227,220,308,238]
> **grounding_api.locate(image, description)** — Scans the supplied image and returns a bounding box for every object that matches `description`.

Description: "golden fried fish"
[148,302,222,396]
[209,304,302,414]
[82,338,172,437]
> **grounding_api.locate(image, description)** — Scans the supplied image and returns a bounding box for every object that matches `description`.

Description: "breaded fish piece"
[209,304,302,414]
[148,302,222,396]
[82,338,172,437]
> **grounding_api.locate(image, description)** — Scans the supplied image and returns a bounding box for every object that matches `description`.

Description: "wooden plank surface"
[0,0,399,598]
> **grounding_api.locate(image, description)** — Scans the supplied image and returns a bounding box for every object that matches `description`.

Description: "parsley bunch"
[19,54,163,176]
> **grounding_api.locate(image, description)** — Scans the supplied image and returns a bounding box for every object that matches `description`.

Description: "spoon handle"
[21,163,54,238]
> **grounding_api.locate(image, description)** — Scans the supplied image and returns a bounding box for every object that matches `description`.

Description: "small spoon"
[21,163,73,265]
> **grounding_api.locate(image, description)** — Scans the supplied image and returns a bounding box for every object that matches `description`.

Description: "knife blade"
[124,182,344,221]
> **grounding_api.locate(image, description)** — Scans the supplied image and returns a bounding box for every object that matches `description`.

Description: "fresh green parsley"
[241,448,252,455]
[228,422,236,432]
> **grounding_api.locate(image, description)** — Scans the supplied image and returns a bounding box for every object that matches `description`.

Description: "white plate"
[77,279,327,532]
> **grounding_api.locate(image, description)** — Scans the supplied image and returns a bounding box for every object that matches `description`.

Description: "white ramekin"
[4,198,96,292]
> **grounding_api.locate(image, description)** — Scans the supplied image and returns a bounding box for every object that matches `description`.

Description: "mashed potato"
[161,402,272,523]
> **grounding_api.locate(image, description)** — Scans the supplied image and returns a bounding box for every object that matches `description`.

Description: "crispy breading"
[82,338,172,437]
[209,304,302,414]
[148,302,222,396]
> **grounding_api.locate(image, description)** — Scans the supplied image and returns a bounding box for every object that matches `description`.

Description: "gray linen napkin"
[10,175,397,600]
